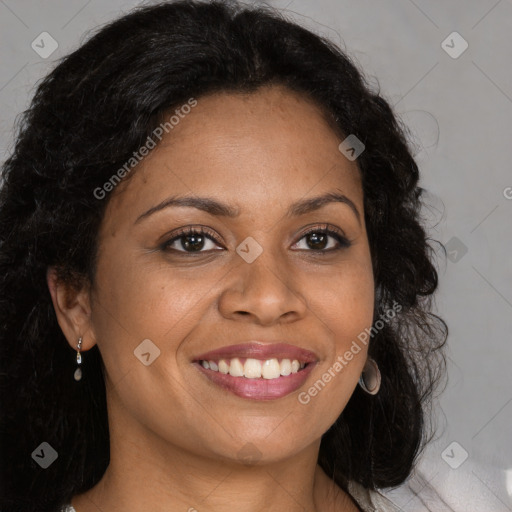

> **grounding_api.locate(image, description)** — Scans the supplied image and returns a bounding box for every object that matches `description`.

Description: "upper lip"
[193,342,319,363]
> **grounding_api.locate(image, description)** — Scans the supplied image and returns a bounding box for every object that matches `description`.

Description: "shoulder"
[347,480,403,512]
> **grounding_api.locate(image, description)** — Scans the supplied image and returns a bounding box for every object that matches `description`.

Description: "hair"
[0,1,448,511]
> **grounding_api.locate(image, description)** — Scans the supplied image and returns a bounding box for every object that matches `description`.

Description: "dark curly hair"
[0,1,448,511]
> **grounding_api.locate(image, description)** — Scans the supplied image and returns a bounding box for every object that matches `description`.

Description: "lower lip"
[193,361,317,400]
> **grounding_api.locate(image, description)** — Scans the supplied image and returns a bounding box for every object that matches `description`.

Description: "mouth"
[196,357,310,379]
[191,342,318,400]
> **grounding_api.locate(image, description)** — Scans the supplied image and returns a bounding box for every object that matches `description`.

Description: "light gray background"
[1,1,511,510]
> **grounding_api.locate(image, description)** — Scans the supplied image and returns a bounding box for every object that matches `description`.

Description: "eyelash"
[161,224,352,255]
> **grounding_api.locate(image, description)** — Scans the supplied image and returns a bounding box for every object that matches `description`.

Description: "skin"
[47,84,374,512]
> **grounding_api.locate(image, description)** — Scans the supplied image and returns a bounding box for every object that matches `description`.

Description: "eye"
[292,224,351,252]
[161,227,224,254]
[161,224,351,255]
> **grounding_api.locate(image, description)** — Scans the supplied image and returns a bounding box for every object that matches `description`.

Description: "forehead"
[104,85,362,226]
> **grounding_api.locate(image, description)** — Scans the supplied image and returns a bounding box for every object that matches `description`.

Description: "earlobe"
[46,266,97,351]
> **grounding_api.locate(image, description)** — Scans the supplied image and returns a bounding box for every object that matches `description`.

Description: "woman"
[0,1,447,511]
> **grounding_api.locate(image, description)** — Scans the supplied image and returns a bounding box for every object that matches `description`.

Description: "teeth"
[200,357,307,379]
[228,358,244,377]
[262,358,280,379]
[280,359,292,376]
[244,358,262,378]
[218,359,229,374]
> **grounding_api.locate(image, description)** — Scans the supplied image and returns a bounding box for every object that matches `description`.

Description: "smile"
[192,342,318,400]
[198,357,308,379]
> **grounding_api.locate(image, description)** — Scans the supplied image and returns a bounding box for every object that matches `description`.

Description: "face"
[74,85,374,464]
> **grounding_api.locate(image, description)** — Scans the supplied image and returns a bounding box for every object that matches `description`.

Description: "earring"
[358,357,381,395]
[74,337,82,381]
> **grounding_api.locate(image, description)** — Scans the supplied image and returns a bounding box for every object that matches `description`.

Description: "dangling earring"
[74,337,82,381]
[358,357,381,395]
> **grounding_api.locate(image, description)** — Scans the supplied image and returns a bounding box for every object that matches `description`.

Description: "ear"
[46,266,97,352]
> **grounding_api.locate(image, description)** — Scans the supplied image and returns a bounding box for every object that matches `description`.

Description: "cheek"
[296,259,374,418]
[310,257,375,339]
[89,246,216,392]
[93,246,210,332]
[88,255,221,450]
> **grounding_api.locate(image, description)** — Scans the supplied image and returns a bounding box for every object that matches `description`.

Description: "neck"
[71,394,357,512]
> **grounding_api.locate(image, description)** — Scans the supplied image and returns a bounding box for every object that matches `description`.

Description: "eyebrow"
[134,191,361,225]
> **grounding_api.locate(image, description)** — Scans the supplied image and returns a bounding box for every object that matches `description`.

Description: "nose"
[218,249,308,326]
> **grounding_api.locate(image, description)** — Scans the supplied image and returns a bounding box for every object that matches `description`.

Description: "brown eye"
[177,232,207,252]
[292,226,351,252]
[162,227,223,253]
[304,232,328,250]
